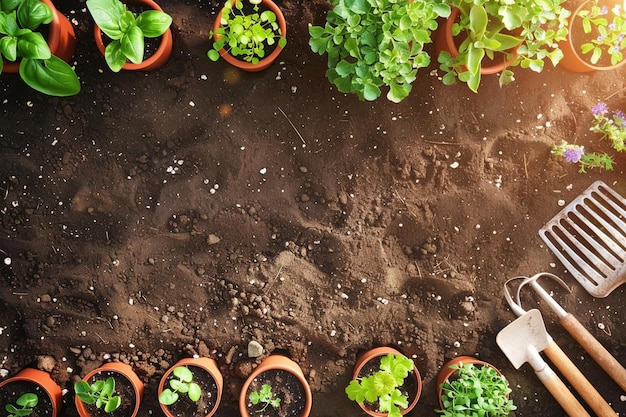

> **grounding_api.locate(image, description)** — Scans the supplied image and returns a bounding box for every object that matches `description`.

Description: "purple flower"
[592,102,609,115]
[609,23,616,30]
[564,148,585,163]
[597,35,605,42]
[620,34,625,40]
[601,6,609,14]
[615,110,626,126]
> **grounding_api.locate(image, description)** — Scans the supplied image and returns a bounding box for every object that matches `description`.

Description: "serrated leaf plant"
[0,0,80,96]
[436,362,516,417]
[207,0,287,65]
[345,353,415,417]
[158,365,202,406]
[249,383,281,412]
[308,0,451,103]
[74,376,122,413]
[5,393,38,417]
[438,0,570,93]
[86,0,172,72]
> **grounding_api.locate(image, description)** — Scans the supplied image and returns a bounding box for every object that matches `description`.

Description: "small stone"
[207,234,221,245]
[40,294,52,303]
[36,355,56,372]
[247,340,264,358]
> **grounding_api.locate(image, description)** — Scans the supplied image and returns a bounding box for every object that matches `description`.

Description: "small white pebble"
[558,199,566,206]
[259,168,267,175]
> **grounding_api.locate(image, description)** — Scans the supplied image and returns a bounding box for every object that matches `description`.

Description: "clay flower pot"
[0,368,63,417]
[93,0,173,71]
[435,7,518,76]
[75,362,144,417]
[158,357,223,417]
[2,0,76,74]
[436,356,502,408]
[212,0,287,72]
[239,355,312,417]
[350,346,422,417]
[558,0,626,73]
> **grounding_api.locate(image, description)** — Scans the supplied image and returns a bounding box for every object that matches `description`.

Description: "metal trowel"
[496,309,591,417]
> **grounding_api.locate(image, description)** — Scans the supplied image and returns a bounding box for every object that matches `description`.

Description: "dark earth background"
[1,0,625,416]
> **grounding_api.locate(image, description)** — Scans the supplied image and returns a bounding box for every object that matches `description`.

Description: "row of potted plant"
[0,347,515,417]
[309,0,626,101]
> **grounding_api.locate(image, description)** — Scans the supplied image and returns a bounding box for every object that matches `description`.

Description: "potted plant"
[239,354,312,417]
[558,0,626,72]
[436,0,570,92]
[87,0,173,72]
[158,357,223,417]
[74,362,144,417]
[435,356,516,417]
[208,0,287,72]
[0,368,62,417]
[346,346,422,417]
[0,0,80,96]
[308,0,451,103]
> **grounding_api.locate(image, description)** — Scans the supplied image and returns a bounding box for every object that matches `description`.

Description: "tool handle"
[537,364,591,417]
[544,341,617,417]
[560,313,626,391]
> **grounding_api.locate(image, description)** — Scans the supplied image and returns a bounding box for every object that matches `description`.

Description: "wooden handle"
[560,313,626,391]
[544,341,617,417]
[539,367,591,417]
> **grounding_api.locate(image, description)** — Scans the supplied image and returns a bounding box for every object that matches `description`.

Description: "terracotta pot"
[212,0,287,72]
[239,355,312,417]
[2,0,77,73]
[436,356,502,410]
[75,362,144,417]
[351,346,422,417]
[158,357,223,417]
[558,0,626,72]
[93,0,173,71]
[435,7,518,75]
[0,368,63,417]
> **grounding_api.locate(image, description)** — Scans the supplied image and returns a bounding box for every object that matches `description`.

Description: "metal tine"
[595,183,626,224]
[547,223,612,282]
[579,198,626,256]
[562,209,623,268]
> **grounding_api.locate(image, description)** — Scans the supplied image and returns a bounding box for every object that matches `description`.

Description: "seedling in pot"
[159,365,201,405]
[346,353,414,417]
[74,376,121,413]
[249,383,280,413]
[5,393,38,417]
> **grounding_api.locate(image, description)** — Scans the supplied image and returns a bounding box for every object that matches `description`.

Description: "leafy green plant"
[436,362,516,417]
[5,393,38,417]
[86,0,172,72]
[207,0,287,65]
[345,353,415,417]
[438,0,570,92]
[74,376,122,413]
[0,0,80,96]
[309,0,450,103]
[249,383,281,413]
[158,366,202,405]
[577,0,626,66]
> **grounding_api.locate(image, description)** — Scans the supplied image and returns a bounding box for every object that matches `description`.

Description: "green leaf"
[173,366,193,382]
[159,389,179,405]
[17,0,52,30]
[121,25,144,64]
[104,40,127,71]
[468,5,488,40]
[16,30,49,59]
[136,10,171,38]
[188,383,201,402]
[362,82,380,101]
[104,396,121,413]
[16,393,38,408]
[345,0,369,14]
[86,0,126,39]
[19,56,80,96]
[0,35,18,61]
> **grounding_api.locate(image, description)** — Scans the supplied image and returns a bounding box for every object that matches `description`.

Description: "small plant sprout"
[5,393,38,417]
[159,366,201,405]
[249,383,281,413]
[345,353,414,417]
[74,376,121,413]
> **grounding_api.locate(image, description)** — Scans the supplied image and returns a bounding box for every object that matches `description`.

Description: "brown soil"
[1,1,625,416]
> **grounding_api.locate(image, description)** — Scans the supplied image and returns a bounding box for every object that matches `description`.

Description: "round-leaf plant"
[74,376,122,413]
[5,393,38,417]
[86,0,172,72]
[249,383,281,412]
[159,365,202,405]
[436,362,516,417]
[0,0,80,96]
[346,353,415,417]
[309,0,450,103]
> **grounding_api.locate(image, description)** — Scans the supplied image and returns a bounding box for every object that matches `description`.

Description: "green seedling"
[249,383,281,413]
[346,353,414,417]
[158,366,201,405]
[5,393,38,417]
[74,376,121,413]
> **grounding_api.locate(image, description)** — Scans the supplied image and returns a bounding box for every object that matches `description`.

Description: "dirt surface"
[1,0,625,416]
